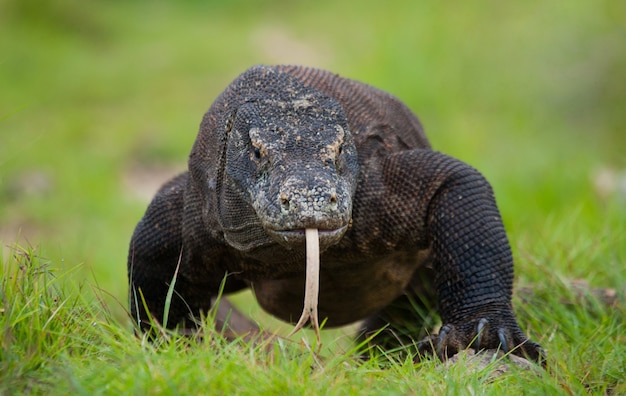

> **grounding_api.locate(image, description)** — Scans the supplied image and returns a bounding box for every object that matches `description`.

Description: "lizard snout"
[278,187,339,215]
[275,172,350,228]
[262,175,353,250]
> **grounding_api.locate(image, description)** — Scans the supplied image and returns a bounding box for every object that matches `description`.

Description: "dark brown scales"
[128,65,544,363]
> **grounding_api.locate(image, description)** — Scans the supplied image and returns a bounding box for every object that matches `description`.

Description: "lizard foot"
[416,316,546,366]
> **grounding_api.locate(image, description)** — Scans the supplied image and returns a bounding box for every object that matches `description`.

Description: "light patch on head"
[249,127,271,159]
[323,125,345,160]
[259,94,315,112]
[292,95,314,110]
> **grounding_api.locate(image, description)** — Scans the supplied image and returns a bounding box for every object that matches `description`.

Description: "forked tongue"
[287,228,321,342]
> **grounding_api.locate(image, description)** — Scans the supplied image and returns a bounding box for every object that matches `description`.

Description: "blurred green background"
[1,0,625,325]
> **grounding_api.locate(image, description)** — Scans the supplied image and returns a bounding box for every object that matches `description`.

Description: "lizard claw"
[416,315,545,366]
[471,318,489,353]
[436,325,452,357]
[497,327,509,354]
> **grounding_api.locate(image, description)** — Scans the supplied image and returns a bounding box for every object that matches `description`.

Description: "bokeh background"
[1,0,625,326]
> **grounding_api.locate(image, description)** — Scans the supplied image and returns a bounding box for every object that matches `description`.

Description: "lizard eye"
[253,147,262,159]
[338,145,343,155]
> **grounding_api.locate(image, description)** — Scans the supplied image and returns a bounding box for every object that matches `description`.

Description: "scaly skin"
[128,65,544,363]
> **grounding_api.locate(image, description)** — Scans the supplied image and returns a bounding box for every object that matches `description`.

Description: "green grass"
[1,0,625,394]
[1,244,623,394]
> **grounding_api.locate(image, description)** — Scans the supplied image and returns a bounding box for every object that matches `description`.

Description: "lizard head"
[224,93,359,253]
[189,66,359,257]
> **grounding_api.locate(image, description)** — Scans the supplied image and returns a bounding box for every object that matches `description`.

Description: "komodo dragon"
[128,64,544,362]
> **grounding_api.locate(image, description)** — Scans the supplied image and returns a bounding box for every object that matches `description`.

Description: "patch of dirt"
[2,170,54,201]
[444,349,540,378]
[122,164,184,202]
[1,170,54,255]
[517,279,624,308]
[592,166,626,202]
[0,220,48,261]
[251,25,332,66]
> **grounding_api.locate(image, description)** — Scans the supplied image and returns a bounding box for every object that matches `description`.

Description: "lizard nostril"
[280,193,290,209]
[330,192,337,204]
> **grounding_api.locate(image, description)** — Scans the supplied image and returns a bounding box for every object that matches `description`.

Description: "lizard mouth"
[266,225,347,250]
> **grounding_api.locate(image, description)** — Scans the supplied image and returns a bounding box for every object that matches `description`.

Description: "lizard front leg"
[380,150,545,363]
[128,173,250,336]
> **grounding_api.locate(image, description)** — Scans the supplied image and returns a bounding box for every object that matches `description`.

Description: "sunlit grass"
[2,243,623,394]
